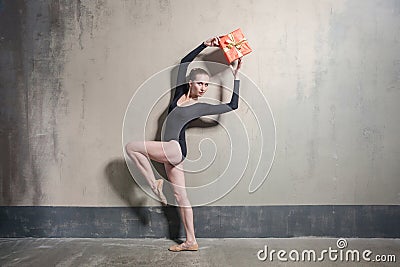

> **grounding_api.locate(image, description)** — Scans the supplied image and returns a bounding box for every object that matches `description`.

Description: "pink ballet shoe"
[168,241,199,252]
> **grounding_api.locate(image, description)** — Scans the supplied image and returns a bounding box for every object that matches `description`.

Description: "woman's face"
[189,74,209,98]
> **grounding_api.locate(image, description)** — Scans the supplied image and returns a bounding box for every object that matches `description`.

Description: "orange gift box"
[219,28,252,64]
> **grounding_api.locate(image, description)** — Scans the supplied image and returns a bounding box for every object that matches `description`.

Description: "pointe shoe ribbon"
[155,179,167,205]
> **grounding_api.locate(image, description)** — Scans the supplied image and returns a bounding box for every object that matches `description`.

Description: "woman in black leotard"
[125,36,242,252]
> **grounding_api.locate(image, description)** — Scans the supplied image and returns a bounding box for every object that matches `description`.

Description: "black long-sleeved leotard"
[162,43,240,163]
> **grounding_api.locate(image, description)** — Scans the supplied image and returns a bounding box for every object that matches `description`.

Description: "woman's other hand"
[204,36,220,47]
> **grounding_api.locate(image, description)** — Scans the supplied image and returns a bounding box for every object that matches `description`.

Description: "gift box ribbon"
[223,33,247,57]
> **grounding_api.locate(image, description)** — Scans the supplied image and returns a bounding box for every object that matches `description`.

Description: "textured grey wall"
[1,0,399,206]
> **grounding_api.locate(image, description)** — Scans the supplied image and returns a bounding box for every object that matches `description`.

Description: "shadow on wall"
[104,159,147,220]
[201,48,228,67]
[105,158,183,240]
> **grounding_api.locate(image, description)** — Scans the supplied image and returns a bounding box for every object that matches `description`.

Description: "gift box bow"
[223,33,248,57]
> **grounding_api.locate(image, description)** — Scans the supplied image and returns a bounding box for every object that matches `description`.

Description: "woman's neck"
[187,91,198,101]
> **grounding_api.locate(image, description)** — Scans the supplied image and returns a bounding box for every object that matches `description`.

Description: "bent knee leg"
[125,141,144,154]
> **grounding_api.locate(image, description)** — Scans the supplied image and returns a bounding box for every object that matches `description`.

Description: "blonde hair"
[189,68,209,81]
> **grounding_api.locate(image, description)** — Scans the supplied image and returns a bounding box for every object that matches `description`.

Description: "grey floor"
[0,238,399,266]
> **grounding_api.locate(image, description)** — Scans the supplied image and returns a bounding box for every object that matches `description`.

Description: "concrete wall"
[1,0,400,208]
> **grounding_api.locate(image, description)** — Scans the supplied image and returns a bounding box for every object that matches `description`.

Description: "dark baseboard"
[0,205,399,238]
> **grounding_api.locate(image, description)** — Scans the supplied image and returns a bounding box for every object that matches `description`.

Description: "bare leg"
[125,140,182,202]
[164,162,197,248]
[125,140,197,250]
